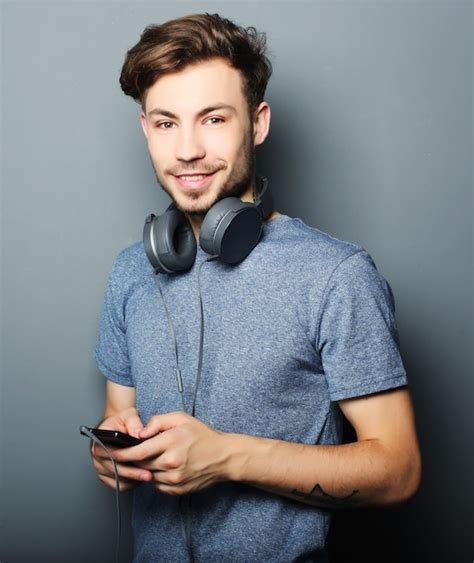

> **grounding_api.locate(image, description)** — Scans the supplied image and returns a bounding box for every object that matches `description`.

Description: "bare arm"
[224,387,421,508]
[111,388,421,508]
[99,379,137,422]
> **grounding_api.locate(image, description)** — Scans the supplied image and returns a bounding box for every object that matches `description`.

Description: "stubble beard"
[150,126,256,218]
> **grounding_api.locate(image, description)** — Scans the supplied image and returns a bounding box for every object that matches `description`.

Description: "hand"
[111,412,232,496]
[91,407,153,492]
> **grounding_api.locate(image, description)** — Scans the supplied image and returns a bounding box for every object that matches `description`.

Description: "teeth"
[179,174,208,181]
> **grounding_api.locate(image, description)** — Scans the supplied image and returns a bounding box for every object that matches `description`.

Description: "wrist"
[220,433,245,482]
[221,432,274,483]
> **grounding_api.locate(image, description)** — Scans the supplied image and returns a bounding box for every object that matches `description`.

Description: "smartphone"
[80,426,144,448]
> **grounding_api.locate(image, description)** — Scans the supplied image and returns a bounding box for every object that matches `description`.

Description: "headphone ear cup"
[200,197,263,264]
[144,209,196,273]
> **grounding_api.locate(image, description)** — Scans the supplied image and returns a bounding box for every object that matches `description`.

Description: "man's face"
[140,57,270,217]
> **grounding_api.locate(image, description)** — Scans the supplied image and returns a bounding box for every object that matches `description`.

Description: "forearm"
[223,433,419,509]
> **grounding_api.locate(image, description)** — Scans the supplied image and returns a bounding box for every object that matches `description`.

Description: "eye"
[205,117,224,125]
[156,121,175,129]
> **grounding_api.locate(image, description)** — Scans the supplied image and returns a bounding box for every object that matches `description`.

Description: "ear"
[253,102,271,146]
[140,111,149,140]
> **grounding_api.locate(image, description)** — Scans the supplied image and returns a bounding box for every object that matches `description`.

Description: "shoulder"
[105,241,153,296]
[273,217,395,310]
[275,216,372,278]
[112,241,150,273]
[289,217,362,253]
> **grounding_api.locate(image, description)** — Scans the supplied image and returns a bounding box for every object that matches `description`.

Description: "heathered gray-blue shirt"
[94,215,408,562]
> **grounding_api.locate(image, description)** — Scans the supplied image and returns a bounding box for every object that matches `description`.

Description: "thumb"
[122,408,145,439]
[139,411,188,439]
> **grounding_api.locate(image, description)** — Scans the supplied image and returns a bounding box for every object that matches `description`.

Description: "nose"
[175,126,206,163]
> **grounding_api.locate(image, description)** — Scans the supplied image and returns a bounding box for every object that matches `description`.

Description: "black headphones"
[143,176,274,274]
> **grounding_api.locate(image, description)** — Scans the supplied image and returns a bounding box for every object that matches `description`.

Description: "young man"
[91,13,421,562]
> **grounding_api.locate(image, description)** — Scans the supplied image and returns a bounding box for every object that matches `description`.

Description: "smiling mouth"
[177,174,210,181]
[174,171,217,189]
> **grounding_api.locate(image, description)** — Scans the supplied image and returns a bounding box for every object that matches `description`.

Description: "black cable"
[81,257,217,561]
[80,426,122,563]
[153,254,217,562]
[191,255,218,417]
[154,275,187,413]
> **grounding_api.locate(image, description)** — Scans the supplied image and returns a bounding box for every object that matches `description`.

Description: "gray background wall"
[1,1,472,561]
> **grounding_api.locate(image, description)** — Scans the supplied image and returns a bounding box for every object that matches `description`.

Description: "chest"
[124,258,326,438]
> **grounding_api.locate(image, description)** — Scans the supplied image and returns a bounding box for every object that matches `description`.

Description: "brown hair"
[119,13,272,117]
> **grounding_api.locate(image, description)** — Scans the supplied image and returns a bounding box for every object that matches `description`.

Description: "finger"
[135,449,181,472]
[98,408,144,438]
[154,483,186,496]
[92,437,142,461]
[152,477,194,496]
[139,411,191,439]
[92,455,119,478]
[112,433,169,464]
[92,443,120,461]
[154,474,213,495]
[98,473,139,492]
[98,470,135,483]
[99,419,128,434]
[93,458,153,481]
[149,470,189,495]
[95,457,152,482]
[122,408,146,439]
[150,469,189,486]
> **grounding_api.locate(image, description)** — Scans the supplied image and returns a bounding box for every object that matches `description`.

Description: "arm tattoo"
[290,483,360,509]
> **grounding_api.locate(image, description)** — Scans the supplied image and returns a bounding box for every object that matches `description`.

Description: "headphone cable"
[153,253,217,562]
[191,254,218,417]
[80,426,122,563]
[154,275,187,412]
[81,255,220,560]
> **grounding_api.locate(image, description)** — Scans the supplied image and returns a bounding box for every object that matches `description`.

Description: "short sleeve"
[317,250,407,401]
[93,258,134,387]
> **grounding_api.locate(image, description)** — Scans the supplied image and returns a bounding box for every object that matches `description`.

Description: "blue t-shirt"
[94,215,408,562]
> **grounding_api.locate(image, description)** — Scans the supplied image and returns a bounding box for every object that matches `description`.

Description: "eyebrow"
[147,104,237,119]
